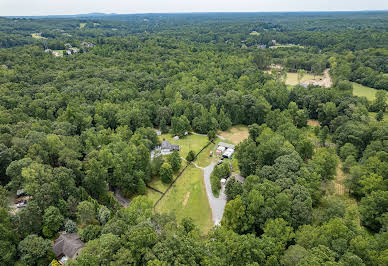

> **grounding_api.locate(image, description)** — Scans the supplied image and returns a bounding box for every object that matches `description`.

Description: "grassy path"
[333,162,361,227]
[334,163,346,196]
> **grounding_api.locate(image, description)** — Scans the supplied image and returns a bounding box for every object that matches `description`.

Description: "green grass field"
[31,33,46,39]
[352,82,380,101]
[159,133,209,159]
[155,165,212,233]
[285,72,323,86]
[145,189,162,205]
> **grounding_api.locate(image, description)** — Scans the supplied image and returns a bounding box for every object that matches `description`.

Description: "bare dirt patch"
[300,69,332,88]
[307,119,321,127]
[182,192,190,206]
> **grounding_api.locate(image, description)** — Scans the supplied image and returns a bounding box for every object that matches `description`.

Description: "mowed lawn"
[285,72,323,86]
[155,165,213,233]
[159,133,209,159]
[352,82,381,102]
[219,125,249,145]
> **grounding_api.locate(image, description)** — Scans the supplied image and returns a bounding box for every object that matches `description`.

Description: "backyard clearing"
[159,133,209,159]
[219,125,249,145]
[155,165,213,233]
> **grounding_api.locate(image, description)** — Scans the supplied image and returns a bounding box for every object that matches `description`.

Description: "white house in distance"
[216,142,235,158]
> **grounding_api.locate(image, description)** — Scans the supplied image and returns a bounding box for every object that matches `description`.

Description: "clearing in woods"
[333,162,361,226]
[155,165,213,233]
[334,163,346,196]
[285,72,323,86]
[219,125,249,145]
[307,119,320,127]
[352,82,381,102]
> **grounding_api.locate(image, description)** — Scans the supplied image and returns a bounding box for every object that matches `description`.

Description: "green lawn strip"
[155,165,213,234]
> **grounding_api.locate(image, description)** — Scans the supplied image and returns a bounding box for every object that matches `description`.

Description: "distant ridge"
[4,10,388,19]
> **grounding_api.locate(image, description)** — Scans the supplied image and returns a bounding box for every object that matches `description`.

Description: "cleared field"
[155,165,212,233]
[80,23,87,29]
[272,44,304,49]
[31,33,46,39]
[352,82,379,101]
[307,119,320,127]
[285,72,323,86]
[368,112,388,121]
[159,133,209,159]
[219,125,249,145]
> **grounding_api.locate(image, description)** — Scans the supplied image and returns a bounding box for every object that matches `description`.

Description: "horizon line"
[2,9,388,18]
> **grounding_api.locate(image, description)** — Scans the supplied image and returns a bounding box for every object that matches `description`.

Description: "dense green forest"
[0,12,388,265]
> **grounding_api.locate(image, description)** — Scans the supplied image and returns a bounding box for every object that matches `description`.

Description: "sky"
[1,0,388,16]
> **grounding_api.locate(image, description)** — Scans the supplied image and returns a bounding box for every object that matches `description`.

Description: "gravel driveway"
[203,162,227,225]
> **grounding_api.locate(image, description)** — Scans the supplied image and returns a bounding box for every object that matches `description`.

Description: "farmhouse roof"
[53,233,84,259]
[161,140,179,151]
[218,142,235,149]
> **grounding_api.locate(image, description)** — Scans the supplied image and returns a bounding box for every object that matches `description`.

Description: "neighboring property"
[14,196,30,208]
[216,142,235,158]
[161,139,180,153]
[53,233,84,263]
[80,42,95,48]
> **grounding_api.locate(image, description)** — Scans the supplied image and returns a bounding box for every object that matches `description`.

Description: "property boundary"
[153,141,213,209]
[146,185,163,194]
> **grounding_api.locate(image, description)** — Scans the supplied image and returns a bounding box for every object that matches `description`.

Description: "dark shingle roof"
[161,140,179,151]
[53,233,84,259]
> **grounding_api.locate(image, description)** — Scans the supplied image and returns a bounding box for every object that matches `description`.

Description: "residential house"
[161,140,180,152]
[53,233,84,262]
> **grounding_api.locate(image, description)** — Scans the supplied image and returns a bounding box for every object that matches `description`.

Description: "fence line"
[153,140,213,209]
[146,185,164,194]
